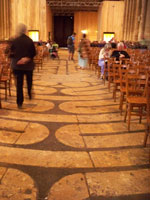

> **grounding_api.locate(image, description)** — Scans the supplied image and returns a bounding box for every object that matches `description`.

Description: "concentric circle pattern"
[0,50,149,200]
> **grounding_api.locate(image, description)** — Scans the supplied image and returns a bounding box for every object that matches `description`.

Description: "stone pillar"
[129,0,136,41]
[133,0,141,41]
[122,0,127,40]
[126,0,132,40]
[138,0,147,40]
[0,0,10,40]
[123,0,130,41]
[0,0,4,39]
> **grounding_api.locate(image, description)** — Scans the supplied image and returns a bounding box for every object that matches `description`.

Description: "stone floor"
[0,49,150,200]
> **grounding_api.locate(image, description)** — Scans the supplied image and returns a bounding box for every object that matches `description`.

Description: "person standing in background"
[67,32,76,60]
[78,34,91,69]
[10,23,36,108]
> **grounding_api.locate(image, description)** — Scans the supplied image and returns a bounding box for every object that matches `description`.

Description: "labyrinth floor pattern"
[0,50,150,200]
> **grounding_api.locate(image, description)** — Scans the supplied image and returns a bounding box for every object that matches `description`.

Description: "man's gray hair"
[117,42,124,49]
[16,23,27,36]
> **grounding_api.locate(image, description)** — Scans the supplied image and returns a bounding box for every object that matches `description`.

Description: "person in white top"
[98,43,112,79]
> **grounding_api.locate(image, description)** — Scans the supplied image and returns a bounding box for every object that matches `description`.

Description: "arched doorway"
[54,15,74,47]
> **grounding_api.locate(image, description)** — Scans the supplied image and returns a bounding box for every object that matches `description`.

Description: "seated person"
[111,42,130,61]
[98,43,112,79]
[50,41,59,59]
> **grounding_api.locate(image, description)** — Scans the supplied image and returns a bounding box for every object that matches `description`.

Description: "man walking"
[10,23,36,108]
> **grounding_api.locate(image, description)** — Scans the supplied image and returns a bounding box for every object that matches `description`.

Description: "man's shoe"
[17,104,22,109]
[29,94,32,100]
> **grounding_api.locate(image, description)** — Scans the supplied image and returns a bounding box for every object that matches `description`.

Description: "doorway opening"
[54,15,74,47]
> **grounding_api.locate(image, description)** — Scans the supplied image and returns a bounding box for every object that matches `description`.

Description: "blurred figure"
[50,41,59,59]
[67,32,76,60]
[10,23,36,108]
[111,42,130,61]
[98,43,112,79]
[78,34,91,69]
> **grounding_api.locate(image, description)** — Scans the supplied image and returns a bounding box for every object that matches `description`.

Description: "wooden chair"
[119,66,138,115]
[124,73,147,131]
[34,46,43,71]
[102,58,110,85]
[120,57,131,65]
[143,73,150,146]
[107,59,115,91]
[0,66,3,108]
[112,63,122,102]
[0,63,12,100]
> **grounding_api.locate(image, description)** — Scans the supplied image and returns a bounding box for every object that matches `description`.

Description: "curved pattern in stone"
[59,100,118,114]
[48,170,150,200]
[62,82,90,87]
[85,170,150,197]
[62,84,104,91]
[33,87,57,95]
[55,125,85,148]
[0,119,50,145]
[48,173,89,200]
[61,88,108,96]
[33,81,58,87]
[3,100,55,112]
[0,167,37,199]
[55,123,145,148]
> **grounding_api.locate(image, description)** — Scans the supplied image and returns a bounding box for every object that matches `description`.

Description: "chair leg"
[108,78,111,92]
[113,84,117,102]
[5,82,7,100]
[124,103,128,122]
[0,97,1,108]
[103,73,106,85]
[119,93,124,115]
[139,106,143,124]
[97,67,101,79]
[128,104,131,131]
[144,125,149,147]
[8,80,11,96]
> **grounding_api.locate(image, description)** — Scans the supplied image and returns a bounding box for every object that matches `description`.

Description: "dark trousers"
[13,70,33,105]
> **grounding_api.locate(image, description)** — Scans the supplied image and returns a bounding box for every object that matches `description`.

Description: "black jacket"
[111,50,130,61]
[11,34,36,70]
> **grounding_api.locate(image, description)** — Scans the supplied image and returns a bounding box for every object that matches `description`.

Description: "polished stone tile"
[48,173,89,200]
[86,169,150,196]
[0,168,37,199]
[90,148,149,167]
[0,146,93,168]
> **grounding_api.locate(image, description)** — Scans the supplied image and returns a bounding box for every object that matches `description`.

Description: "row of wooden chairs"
[104,59,150,146]
[89,47,150,147]
[0,63,12,108]
[144,84,150,146]
[34,45,44,72]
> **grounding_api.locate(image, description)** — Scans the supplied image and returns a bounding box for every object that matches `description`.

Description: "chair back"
[146,73,150,120]
[126,72,147,98]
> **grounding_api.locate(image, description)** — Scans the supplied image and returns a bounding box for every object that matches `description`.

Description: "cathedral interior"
[0,0,150,200]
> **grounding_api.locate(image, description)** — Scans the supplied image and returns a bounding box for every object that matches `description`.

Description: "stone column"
[123,0,130,41]
[138,0,147,40]
[126,0,133,40]
[0,0,10,40]
[133,0,141,41]
[129,0,136,41]
[0,0,4,40]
